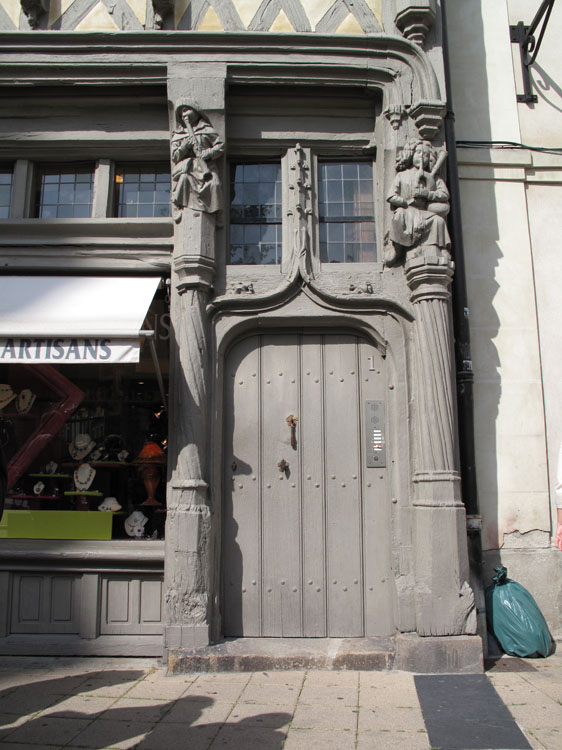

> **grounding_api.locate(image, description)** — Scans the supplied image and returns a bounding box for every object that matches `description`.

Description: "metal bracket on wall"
[510,0,556,104]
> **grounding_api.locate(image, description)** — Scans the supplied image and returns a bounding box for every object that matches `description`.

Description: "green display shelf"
[0,510,113,540]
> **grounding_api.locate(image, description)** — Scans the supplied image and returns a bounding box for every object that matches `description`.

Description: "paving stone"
[298,684,358,707]
[162,696,234,724]
[185,678,249,702]
[239,681,301,706]
[5,716,91,746]
[134,722,220,750]
[125,674,195,700]
[523,725,562,750]
[37,694,116,718]
[103,696,175,723]
[358,705,425,732]
[225,703,292,727]
[210,724,288,749]
[356,729,430,749]
[0,685,66,716]
[291,702,358,731]
[283,728,356,749]
[69,718,156,749]
[507,700,562,731]
[247,671,306,685]
[77,671,146,698]
[0,712,29,740]
[302,670,359,687]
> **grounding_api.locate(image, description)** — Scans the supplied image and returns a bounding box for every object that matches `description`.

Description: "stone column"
[164,65,226,653]
[405,251,476,636]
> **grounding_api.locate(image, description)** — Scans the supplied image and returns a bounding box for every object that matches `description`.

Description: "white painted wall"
[447,0,562,552]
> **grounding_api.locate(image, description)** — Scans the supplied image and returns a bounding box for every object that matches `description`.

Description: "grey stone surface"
[2,654,561,749]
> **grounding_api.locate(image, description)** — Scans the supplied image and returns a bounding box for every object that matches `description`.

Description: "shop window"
[0,293,170,542]
[115,165,171,218]
[229,162,282,265]
[0,166,12,218]
[318,161,376,263]
[35,165,94,219]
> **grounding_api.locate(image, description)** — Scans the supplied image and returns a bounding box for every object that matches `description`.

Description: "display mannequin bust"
[73,462,96,491]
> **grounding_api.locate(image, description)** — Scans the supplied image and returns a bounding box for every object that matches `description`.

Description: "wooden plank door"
[222,332,392,637]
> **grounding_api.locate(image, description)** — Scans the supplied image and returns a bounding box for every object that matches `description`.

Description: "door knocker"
[286,414,298,449]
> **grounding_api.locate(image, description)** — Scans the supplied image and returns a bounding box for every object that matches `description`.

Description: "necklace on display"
[74,463,96,491]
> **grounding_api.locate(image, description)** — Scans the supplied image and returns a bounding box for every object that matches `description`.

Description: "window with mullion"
[0,165,13,218]
[229,162,282,265]
[318,161,376,263]
[35,165,94,219]
[115,164,171,218]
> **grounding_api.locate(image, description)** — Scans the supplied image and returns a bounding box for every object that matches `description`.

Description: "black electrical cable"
[457,140,562,155]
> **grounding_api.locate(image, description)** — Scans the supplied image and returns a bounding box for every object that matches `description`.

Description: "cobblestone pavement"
[0,652,560,749]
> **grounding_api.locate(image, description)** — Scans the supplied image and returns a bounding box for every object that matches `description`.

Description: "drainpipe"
[440,0,485,639]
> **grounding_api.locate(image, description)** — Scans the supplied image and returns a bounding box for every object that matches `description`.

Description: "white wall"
[447,0,562,551]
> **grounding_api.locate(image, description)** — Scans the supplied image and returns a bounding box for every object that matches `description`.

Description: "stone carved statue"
[171,101,224,221]
[386,139,451,265]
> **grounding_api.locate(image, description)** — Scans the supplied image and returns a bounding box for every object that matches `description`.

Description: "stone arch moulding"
[208,288,415,641]
[0,32,446,140]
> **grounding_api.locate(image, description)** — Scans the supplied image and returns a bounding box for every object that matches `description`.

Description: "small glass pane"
[115,164,171,218]
[57,204,74,218]
[229,161,282,265]
[319,160,376,263]
[36,166,94,218]
[0,164,12,217]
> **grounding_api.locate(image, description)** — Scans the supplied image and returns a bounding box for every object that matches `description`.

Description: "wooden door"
[222,332,393,637]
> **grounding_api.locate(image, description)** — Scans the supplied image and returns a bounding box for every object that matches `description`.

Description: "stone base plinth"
[394,633,484,674]
[166,634,484,674]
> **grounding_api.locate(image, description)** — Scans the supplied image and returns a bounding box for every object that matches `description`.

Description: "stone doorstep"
[167,634,484,675]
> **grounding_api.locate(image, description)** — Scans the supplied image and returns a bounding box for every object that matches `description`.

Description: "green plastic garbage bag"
[485,566,552,657]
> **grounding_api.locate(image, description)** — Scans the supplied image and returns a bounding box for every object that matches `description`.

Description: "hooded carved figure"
[170,101,224,219]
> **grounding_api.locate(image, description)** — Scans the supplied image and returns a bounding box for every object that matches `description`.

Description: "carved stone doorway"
[222,330,394,638]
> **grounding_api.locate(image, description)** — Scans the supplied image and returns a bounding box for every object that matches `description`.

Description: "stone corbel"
[384,104,408,131]
[410,100,446,140]
[20,0,49,28]
[394,0,436,46]
[152,0,174,29]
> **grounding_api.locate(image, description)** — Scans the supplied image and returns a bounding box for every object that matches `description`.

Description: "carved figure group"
[386,139,451,265]
[171,102,224,220]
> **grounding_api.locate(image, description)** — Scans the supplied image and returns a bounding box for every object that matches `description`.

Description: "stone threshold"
[167,633,484,674]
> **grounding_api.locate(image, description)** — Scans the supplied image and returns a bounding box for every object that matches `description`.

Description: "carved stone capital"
[395,0,436,46]
[405,254,454,303]
[410,101,446,140]
[21,0,49,28]
[151,0,173,29]
[174,254,216,293]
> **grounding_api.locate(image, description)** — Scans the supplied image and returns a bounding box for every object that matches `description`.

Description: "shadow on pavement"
[0,670,291,749]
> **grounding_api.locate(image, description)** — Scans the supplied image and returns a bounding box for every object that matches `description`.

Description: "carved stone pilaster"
[165,68,225,653]
[165,269,213,649]
[405,252,476,637]
[406,254,457,475]
[286,143,314,282]
[395,0,436,46]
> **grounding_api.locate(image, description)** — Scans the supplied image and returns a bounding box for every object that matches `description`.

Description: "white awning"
[0,276,161,364]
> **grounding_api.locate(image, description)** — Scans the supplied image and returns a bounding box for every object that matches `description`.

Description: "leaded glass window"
[319,161,376,263]
[35,165,94,219]
[229,163,282,265]
[115,165,171,218]
[0,166,12,219]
